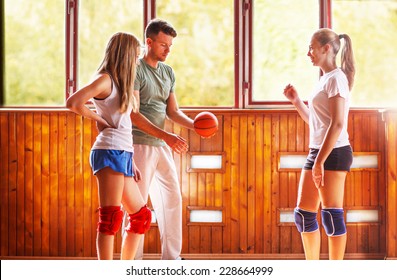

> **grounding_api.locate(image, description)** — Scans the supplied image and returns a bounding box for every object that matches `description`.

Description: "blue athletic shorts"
[90,149,134,177]
[303,145,353,171]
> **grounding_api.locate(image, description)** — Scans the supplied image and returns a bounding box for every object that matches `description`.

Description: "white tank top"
[91,80,133,152]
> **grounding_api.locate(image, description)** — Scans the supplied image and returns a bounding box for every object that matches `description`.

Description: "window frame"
[65,0,79,101]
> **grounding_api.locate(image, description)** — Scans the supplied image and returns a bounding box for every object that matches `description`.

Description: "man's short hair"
[145,19,177,39]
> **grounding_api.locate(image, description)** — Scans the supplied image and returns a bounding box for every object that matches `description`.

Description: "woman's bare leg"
[296,170,321,260]
[319,170,348,260]
[120,177,146,260]
[95,168,125,260]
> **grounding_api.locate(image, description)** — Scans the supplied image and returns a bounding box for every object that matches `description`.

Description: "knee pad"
[126,205,152,234]
[97,206,123,235]
[294,208,319,233]
[321,208,346,236]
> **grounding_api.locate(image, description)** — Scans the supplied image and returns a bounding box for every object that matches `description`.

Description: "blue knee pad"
[294,208,319,233]
[321,208,346,236]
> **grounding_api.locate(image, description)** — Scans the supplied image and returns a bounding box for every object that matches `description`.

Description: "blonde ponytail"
[339,34,355,91]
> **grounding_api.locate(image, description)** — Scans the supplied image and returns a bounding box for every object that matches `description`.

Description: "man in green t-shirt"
[130,19,195,260]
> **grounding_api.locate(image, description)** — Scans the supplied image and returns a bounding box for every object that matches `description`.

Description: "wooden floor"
[0,253,388,260]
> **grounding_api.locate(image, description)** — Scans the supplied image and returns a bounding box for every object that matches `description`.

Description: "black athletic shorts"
[303,145,353,171]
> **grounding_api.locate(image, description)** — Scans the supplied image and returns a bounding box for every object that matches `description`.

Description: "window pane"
[253,0,319,103]
[333,0,397,107]
[5,0,64,105]
[156,0,234,106]
[78,0,143,89]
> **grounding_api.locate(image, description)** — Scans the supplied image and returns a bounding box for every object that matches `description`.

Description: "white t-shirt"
[91,80,134,152]
[308,68,350,149]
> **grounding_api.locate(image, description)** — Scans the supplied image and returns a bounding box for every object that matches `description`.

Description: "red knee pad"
[97,206,123,235]
[125,205,152,234]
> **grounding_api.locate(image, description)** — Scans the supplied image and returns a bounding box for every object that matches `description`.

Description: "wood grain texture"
[0,109,392,259]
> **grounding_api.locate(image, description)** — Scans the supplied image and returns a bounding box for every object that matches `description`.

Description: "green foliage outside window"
[253,0,319,103]
[157,0,234,106]
[333,0,397,107]
[78,0,143,90]
[3,0,397,108]
[5,0,64,105]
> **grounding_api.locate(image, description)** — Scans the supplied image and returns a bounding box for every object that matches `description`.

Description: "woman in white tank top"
[66,32,151,260]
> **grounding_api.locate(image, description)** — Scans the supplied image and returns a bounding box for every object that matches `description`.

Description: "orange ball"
[194,111,218,138]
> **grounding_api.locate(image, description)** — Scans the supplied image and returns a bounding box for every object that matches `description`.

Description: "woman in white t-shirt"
[283,28,355,260]
[66,32,151,260]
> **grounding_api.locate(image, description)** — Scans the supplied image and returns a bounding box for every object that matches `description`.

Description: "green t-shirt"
[132,58,176,146]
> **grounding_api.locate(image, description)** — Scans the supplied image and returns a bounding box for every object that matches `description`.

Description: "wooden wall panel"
[24,113,34,256]
[8,113,16,256]
[383,110,397,259]
[0,109,393,259]
[343,111,386,255]
[0,113,9,256]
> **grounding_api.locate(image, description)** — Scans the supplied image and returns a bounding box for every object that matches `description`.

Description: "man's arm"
[130,90,189,153]
[166,91,195,130]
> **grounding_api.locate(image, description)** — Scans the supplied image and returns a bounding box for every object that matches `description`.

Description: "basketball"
[194,111,218,138]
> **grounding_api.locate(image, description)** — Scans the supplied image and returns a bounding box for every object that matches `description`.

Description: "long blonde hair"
[314,28,355,91]
[97,32,140,113]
